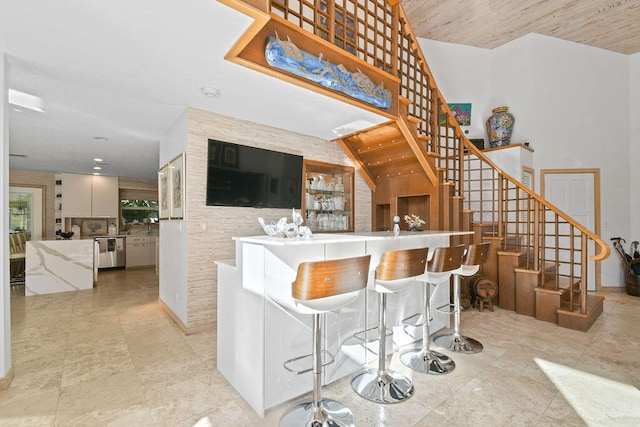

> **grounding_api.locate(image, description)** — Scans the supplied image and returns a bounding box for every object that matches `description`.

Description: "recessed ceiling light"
[201,86,220,98]
[93,158,103,162]
[93,172,101,176]
[93,166,102,170]
[94,136,109,141]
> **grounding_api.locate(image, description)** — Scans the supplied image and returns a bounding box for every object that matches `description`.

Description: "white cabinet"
[61,173,118,218]
[126,236,156,268]
[91,176,119,218]
[62,173,92,217]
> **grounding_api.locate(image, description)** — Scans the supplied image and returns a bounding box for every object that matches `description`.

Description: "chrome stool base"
[433,333,483,354]
[400,348,455,374]
[279,398,355,427]
[351,368,414,404]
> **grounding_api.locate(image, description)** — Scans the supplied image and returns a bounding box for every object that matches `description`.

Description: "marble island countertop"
[233,230,472,246]
[26,239,95,296]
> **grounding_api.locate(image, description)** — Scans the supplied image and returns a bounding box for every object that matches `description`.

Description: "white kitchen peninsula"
[216,230,472,417]
[25,240,95,296]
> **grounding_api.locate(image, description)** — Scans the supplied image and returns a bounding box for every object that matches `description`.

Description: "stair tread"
[543,275,580,290]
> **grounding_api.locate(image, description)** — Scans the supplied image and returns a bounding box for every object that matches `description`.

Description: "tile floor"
[2,268,640,426]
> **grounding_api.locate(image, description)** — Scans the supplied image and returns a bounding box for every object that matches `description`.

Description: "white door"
[543,172,597,290]
[9,186,43,241]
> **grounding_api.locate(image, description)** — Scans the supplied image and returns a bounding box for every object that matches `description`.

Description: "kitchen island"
[25,239,96,296]
[216,230,472,416]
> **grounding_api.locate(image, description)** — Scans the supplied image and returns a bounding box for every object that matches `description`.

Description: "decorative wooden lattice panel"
[270,0,395,73]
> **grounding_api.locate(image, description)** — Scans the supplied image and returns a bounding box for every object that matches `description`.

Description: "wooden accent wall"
[372,171,438,231]
[184,108,372,332]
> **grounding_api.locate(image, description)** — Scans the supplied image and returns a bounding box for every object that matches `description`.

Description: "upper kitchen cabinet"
[62,173,92,217]
[91,175,119,218]
[61,173,119,218]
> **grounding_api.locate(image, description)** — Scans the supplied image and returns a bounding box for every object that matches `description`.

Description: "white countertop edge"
[233,230,473,246]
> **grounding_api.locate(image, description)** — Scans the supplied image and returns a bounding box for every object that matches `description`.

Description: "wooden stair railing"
[221,0,610,320]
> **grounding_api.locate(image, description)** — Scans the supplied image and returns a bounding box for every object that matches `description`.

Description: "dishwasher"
[96,237,126,269]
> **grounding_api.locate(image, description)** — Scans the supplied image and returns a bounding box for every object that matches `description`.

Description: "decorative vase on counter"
[486,106,515,148]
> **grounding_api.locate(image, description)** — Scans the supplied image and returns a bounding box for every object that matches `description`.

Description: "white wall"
[630,53,640,239]
[491,36,535,147]
[419,39,492,141]
[527,35,629,287]
[1,53,11,381]
[158,110,188,324]
[420,33,632,289]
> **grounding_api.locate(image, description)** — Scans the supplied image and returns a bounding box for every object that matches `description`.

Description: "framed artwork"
[158,164,170,220]
[169,153,186,220]
[82,219,107,236]
[439,103,472,126]
[448,103,472,126]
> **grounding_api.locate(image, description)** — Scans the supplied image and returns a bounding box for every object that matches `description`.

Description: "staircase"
[220,0,610,331]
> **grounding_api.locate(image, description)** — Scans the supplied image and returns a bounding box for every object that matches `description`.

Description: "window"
[121,199,158,224]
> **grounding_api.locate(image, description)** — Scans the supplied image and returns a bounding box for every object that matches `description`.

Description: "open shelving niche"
[302,160,354,232]
[375,194,431,232]
[54,173,63,237]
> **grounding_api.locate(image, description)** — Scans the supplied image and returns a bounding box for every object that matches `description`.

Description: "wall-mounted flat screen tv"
[206,139,303,209]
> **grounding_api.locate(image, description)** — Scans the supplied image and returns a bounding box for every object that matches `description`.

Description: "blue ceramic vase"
[486,106,515,148]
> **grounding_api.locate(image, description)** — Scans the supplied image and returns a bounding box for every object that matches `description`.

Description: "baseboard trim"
[0,366,14,390]
[600,286,625,293]
[158,298,215,335]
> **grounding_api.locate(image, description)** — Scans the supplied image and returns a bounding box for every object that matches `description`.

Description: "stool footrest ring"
[435,303,455,315]
[283,350,335,375]
[353,326,393,343]
[401,312,427,328]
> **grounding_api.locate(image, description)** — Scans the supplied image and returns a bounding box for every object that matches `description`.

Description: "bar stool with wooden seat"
[351,247,428,404]
[277,255,371,427]
[9,232,28,285]
[434,242,492,354]
[400,244,465,375]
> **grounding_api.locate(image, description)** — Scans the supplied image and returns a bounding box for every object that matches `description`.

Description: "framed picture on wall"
[169,153,186,220]
[158,163,170,220]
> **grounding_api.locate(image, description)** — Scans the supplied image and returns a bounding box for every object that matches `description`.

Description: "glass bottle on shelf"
[303,160,354,232]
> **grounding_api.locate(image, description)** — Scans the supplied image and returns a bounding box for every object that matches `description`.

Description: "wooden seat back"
[292,255,371,301]
[9,233,28,256]
[428,244,465,273]
[463,242,491,267]
[376,247,429,281]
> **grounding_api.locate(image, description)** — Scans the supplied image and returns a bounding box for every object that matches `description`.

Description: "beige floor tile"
[55,368,147,426]
[4,276,640,427]
[144,369,238,426]
[0,386,58,426]
[60,336,135,388]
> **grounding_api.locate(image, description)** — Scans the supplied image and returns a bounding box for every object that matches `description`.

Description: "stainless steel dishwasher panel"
[96,237,126,268]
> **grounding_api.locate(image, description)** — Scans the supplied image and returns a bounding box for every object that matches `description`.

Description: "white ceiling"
[1,0,387,180]
[2,1,638,180]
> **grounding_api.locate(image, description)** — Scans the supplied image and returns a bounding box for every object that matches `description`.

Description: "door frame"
[540,168,601,290]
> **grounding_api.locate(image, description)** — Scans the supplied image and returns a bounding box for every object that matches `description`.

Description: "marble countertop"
[233,230,472,246]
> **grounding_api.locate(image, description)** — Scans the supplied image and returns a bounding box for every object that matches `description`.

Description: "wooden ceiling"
[401,0,640,55]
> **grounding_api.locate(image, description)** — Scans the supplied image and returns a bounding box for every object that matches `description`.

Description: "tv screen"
[206,139,303,209]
